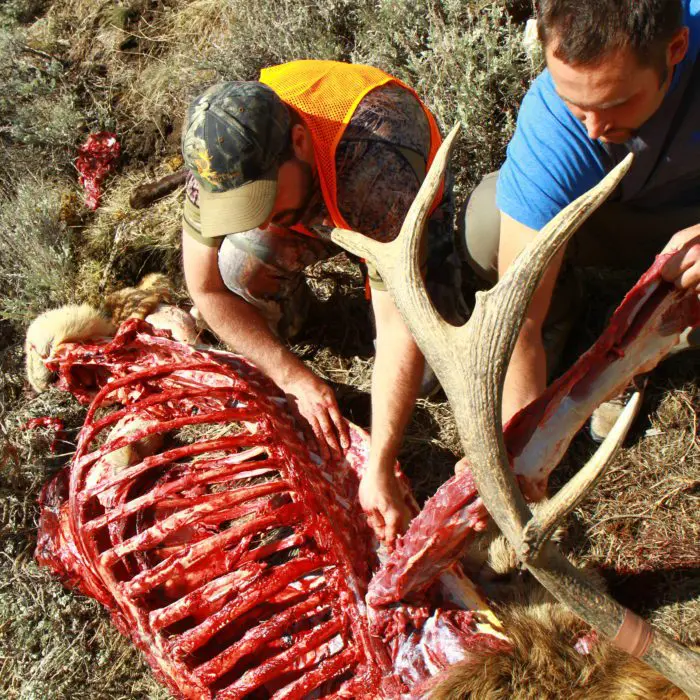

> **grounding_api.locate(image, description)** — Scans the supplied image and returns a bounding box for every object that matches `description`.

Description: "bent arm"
[182,230,304,386]
[182,231,350,458]
[498,213,564,424]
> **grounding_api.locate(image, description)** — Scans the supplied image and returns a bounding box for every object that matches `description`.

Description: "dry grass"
[579,386,699,575]
[0,177,79,329]
[175,419,244,446]
[75,158,186,306]
[0,564,170,700]
[547,359,700,645]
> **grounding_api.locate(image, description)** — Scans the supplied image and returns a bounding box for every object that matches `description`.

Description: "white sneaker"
[589,375,647,444]
[668,325,700,356]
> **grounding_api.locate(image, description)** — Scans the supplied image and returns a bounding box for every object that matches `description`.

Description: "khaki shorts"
[460,170,700,280]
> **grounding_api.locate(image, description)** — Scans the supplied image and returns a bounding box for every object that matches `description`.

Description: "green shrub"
[205,0,374,82]
[0,0,49,27]
[0,23,86,183]
[354,0,541,191]
[10,92,83,149]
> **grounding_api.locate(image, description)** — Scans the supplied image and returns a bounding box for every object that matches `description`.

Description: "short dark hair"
[537,0,684,70]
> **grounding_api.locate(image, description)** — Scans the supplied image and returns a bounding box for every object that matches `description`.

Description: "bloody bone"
[130,170,187,210]
[331,124,700,697]
[35,319,500,699]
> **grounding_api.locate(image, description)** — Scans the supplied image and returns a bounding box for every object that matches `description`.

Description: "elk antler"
[331,125,700,698]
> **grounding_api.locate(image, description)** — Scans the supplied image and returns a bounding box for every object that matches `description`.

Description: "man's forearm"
[192,288,305,387]
[502,320,547,424]
[369,329,423,471]
[496,215,562,424]
[181,233,348,459]
[359,334,421,543]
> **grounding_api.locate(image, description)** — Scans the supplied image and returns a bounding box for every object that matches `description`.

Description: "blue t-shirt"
[497,0,700,230]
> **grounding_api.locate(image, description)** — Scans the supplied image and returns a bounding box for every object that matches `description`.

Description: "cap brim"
[199,171,277,238]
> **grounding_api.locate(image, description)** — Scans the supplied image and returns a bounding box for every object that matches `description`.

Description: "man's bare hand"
[359,467,412,546]
[280,367,350,461]
[661,224,700,295]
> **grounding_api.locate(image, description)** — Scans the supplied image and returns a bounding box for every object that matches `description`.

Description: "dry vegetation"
[0,1,697,698]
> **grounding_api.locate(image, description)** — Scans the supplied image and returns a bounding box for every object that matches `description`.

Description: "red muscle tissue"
[75,132,120,210]
[35,320,498,699]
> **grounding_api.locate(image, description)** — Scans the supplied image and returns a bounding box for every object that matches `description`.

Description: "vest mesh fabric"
[260,60,443,234]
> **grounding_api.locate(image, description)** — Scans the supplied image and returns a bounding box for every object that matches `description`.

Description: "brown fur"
[433,519,688,699]
[461,501,566,589]
[102,273,172,325]
[429,594,687,699]
[25,304,115,392]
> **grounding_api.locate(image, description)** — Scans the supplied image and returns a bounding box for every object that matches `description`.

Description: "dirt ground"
[0,1,698,698]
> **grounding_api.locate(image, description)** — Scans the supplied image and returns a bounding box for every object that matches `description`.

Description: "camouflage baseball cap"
[181,81,291,237]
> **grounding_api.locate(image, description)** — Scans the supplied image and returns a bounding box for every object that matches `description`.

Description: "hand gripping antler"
[331,125,700,698]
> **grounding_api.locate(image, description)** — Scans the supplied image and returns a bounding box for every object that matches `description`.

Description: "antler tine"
[448,154,635,550]
[521,390,642,561]
[332,132,634,550]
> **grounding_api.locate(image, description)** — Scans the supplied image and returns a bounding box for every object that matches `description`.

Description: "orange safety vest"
[260,60,444,237]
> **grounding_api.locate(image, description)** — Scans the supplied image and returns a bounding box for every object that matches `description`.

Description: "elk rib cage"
[35,319,500,700]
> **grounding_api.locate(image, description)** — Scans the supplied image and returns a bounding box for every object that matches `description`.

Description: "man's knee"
[424,203,470,325]
[457,171,501,284]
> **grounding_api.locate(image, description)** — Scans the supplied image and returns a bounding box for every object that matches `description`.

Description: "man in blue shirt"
[462,0,700,435]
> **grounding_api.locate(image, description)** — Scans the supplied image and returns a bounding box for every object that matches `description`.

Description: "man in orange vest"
[181,60,465,545]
